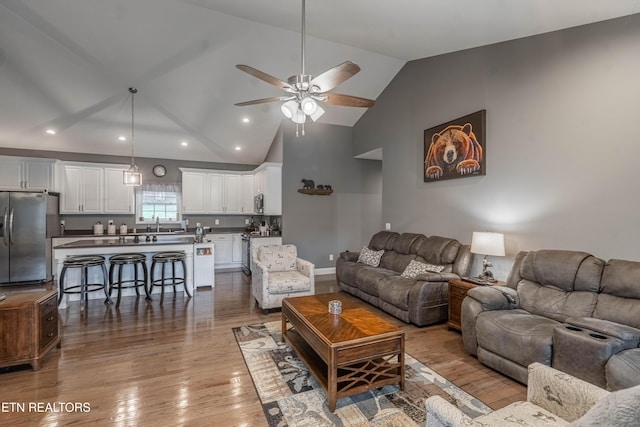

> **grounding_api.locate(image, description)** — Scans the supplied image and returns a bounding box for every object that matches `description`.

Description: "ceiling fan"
[235,0,375,136]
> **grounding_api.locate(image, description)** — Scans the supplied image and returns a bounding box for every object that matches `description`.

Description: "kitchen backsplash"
[59,214,281,233]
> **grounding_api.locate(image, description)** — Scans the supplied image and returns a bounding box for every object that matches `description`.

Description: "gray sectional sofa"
[462,249,640,390]
[336,231,472,326]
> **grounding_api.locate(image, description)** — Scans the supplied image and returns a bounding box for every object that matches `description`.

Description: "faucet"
[156,216,160,232]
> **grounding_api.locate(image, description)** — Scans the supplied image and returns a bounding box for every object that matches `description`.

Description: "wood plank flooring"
[0,272,525,426]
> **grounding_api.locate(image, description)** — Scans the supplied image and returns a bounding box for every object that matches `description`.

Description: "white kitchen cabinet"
[207,173,241,214]
[241,174,254,214]
[211,234,232,266]
[60,165,103,214]
[0,156,55,191]
[232,233,243,263]
[254,163,282,215]
[182,171,207,214]
[103,167,135,214]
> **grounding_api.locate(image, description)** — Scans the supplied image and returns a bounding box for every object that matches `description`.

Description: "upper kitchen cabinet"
[241,174,255,214]
[181,168,247,215]
[181,171,207,214]
[0,156,56,191]
[60,164,103,214]
[254,163,282,215]
[104,167,135,214]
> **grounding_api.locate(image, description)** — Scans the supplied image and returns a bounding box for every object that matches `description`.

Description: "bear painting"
[423,110,486,182]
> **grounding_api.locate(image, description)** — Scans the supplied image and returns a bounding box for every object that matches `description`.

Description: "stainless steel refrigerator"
[0,191,59,284]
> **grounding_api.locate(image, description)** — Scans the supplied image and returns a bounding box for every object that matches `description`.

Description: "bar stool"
[59,255,112,310]
[150,251,191,304]
[108,253,151,308]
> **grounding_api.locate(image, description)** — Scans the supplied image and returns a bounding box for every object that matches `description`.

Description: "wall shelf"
[298,188,333,196]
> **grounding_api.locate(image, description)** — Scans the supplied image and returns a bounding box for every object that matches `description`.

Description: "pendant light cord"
[301,0,305,75]
[129,87,138,164]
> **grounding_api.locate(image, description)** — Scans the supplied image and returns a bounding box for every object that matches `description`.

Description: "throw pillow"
[357,246,384,267]
[401,260,445,279]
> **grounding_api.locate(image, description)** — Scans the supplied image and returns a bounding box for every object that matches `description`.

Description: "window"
[135,184,181,224]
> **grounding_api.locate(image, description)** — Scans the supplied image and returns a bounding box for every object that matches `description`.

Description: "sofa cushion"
[379,251,416,273]
[355,267,397,297]
[606,349,640,391]
[357,246,384,267]
[595,260,640,328]
[336,259,363,285]
[400,260,445,278]
[267,271,312,295]
[257,244,297,272]
[476,309,559,367]
[518,280,598,322]
[368,231,398,251]
[519,250,603,293]
[415,235,461,265]
[392,233,423,255]
[378,276,414,310]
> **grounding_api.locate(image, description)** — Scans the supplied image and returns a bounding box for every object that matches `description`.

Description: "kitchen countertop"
[54,227,247,238]
[54,237,198,249]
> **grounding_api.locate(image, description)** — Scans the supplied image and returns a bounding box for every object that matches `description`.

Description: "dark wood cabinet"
[447,279,505,332]
[0,284,60,370]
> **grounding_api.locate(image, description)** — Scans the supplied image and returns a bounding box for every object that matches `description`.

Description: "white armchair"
[425,362,640,427]
[252,244,315,313]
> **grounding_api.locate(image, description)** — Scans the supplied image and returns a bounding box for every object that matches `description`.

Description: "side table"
[447,278,505,332]
[0,283,60,370]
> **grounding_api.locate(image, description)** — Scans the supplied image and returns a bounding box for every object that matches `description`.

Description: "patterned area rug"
[233,321,491,426]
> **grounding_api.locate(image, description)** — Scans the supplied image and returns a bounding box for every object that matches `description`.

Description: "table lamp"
[471,231,505,283]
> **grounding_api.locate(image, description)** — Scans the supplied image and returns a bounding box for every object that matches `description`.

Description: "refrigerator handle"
[8,207,14,245]
[1,207,7,246]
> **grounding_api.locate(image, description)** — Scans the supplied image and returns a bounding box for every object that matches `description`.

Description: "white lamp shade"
[280,100,297,119]
[292,109,306,124]
[471,232,505,256]
[309,104,325,122]
[300,97,317,115]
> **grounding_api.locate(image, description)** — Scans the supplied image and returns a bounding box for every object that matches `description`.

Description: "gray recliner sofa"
[462,249,640,390]
[336,231,472,326]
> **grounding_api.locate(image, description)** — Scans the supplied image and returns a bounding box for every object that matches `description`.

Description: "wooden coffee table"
[282,293,405,411]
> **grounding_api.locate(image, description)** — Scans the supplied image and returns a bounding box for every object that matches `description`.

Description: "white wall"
[354,14,640,280]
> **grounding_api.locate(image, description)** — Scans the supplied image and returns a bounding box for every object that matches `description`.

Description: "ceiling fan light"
[309,104,325,122]
[292,109,307,124]
[301,96,317,115]
[281,100,297,119]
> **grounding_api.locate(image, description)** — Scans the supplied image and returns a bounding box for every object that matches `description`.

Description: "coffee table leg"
[282,313,287,340]
[328,350,337,412]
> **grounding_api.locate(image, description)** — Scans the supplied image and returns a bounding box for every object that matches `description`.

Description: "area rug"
[233,321,492,426]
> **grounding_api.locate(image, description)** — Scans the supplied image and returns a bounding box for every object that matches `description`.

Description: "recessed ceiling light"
[235,146,242,151]
[45,129,56,135]
[181,141,188,147]
[242,117,250,123]
[118,136,127,142]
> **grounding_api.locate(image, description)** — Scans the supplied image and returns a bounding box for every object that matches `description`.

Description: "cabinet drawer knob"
[47,316,55,321]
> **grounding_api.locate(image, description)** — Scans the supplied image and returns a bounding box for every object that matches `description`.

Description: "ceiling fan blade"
[323,92,375,108]
[235,96,293,106]
[310,61,361,92]
[236,64,293,91]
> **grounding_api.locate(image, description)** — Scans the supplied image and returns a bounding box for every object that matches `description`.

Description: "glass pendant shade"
[124,164,142,186]
[123,87,142,186]
[300,97,317,115]
[281,100,297,119]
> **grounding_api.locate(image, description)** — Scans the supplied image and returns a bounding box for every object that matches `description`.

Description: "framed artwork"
[424,110,486,182]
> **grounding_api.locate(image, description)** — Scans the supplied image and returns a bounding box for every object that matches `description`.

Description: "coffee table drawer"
[337,336,402,364]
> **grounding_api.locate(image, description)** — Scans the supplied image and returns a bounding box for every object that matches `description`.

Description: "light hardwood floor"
[1,272,525,426]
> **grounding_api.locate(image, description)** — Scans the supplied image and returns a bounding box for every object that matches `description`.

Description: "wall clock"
[152,164,167,177]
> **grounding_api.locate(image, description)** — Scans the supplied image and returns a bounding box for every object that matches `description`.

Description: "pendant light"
[123,87,142,186]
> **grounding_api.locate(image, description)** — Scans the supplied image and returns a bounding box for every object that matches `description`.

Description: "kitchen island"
[53,237,199,309]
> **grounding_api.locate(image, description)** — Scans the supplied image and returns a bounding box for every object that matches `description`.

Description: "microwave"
[255,193,264,214]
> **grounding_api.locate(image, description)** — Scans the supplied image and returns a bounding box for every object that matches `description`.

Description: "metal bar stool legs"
[150,251,190,305]
[58,255,112,311]
[108,253,150,308]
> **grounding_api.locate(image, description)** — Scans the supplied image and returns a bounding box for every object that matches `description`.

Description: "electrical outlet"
[245,218,250,225]
[385,222,391,230]
[60,220,65,227]
[214,219,220,225]
[329,254,334,261]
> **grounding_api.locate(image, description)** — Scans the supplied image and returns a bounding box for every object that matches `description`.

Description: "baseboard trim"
[316,267,336,276]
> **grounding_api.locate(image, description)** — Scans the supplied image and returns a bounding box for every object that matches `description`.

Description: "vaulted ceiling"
[1,0,638,165]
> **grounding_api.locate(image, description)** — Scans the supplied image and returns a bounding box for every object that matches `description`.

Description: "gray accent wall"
[282,121,366,269]
[353,14,640,280]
